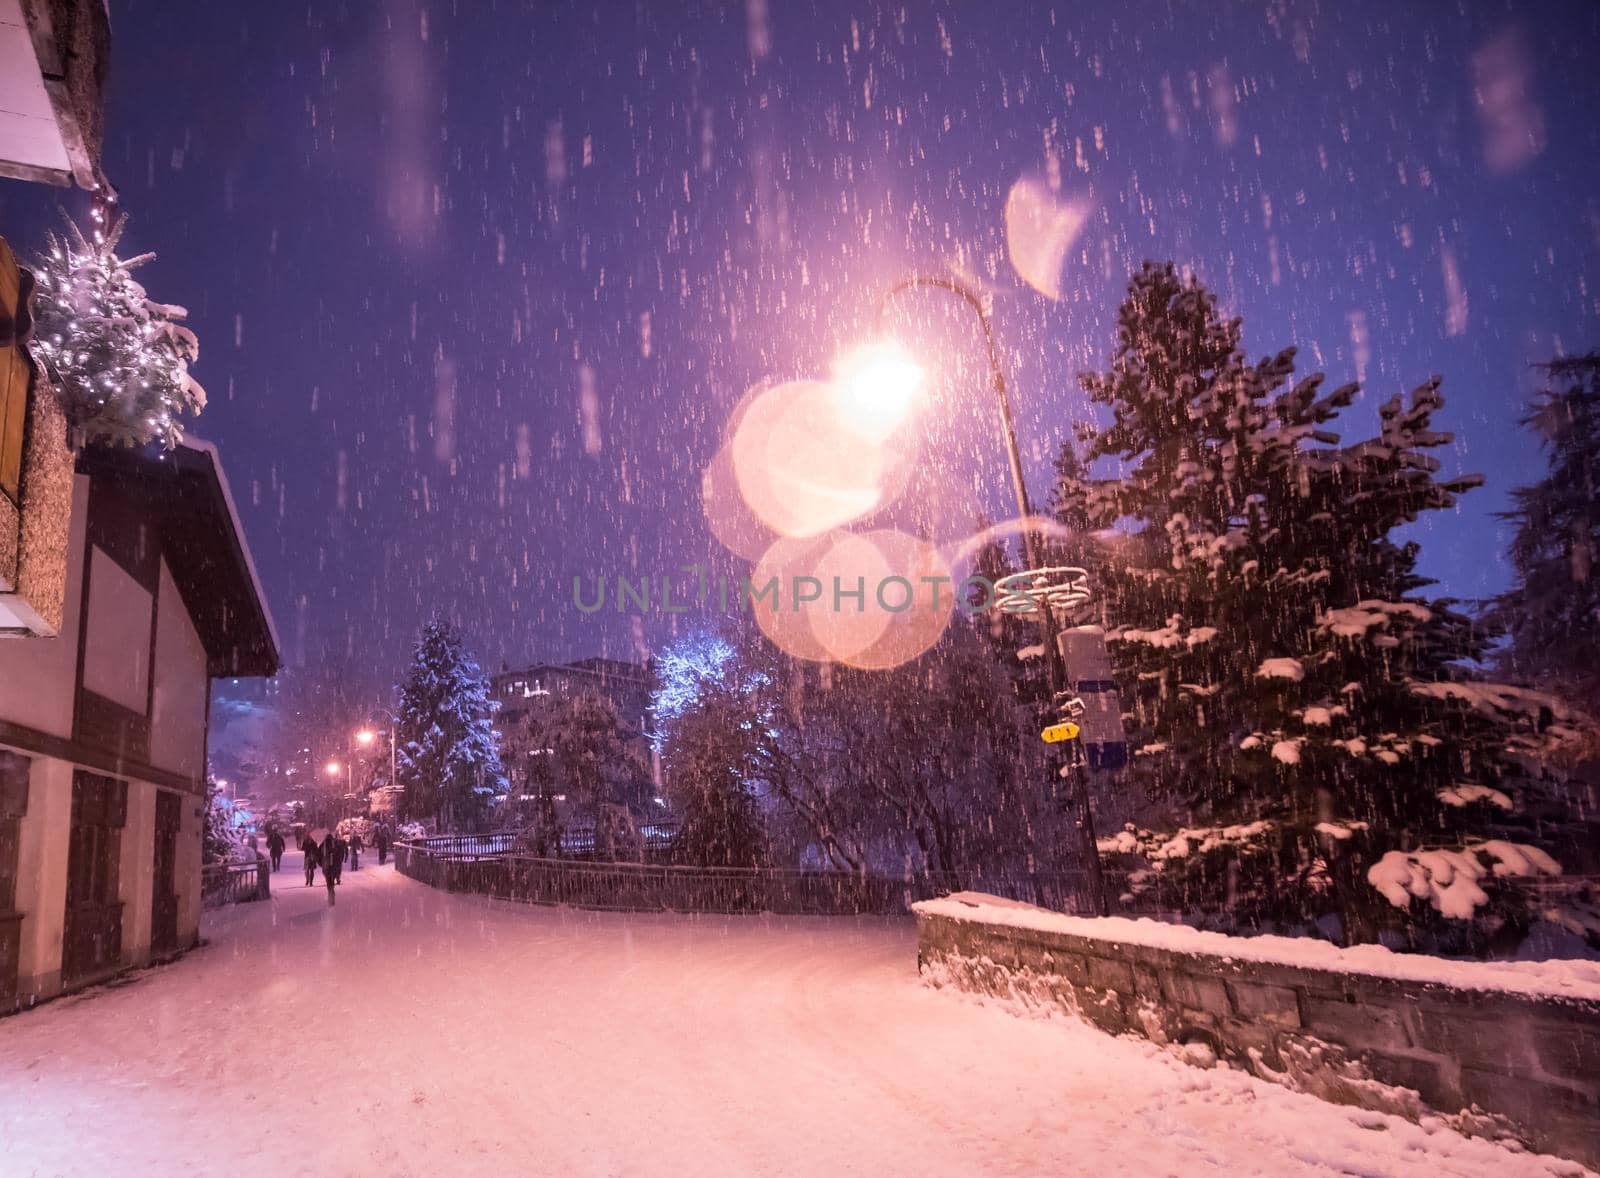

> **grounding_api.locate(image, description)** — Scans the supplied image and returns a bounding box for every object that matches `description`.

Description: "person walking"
[266,829,285,872]
[320,833,343,905]
[374,824,391,866]
[348,831,363,871]
[301,835,322,888]
[323,832,346,898]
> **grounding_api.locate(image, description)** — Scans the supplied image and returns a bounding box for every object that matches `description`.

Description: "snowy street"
[0,852,1584,1178]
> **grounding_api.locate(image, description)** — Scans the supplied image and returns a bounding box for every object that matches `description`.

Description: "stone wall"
[915,896,1600,1170]
[0,236,74,638]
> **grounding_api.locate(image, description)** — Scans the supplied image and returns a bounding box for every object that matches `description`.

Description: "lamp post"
[873,274,1108,915]
[324,759,344,821]
[357,709,399,792]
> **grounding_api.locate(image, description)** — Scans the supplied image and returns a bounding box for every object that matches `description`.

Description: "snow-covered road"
[0,852,1587,1178]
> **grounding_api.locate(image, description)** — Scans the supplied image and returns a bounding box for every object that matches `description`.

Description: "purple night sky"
[3,0,1596,688]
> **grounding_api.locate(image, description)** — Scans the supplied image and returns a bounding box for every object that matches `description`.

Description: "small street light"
[861,273,1108,915]
[359,711,400,795]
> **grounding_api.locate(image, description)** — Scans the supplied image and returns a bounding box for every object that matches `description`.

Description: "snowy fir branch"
[28,212,206,449]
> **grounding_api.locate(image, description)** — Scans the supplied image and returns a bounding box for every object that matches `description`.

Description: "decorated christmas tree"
[29,209,205,449]
[394,616,507,830]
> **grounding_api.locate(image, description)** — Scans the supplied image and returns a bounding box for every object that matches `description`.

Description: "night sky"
[3,0,1597,691]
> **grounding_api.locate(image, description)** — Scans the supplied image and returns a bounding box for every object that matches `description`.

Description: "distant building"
[491,657,661,808]
[491,656,655,745]
[0,439,279,1012]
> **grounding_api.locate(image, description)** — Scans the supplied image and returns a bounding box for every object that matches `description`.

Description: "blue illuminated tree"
[652,629,774,867]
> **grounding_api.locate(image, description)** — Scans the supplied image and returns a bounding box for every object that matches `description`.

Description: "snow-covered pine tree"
[29,212,205,449]
[394,617,507,831]
[1492,354,1600,713]
[1066,262,1558,949]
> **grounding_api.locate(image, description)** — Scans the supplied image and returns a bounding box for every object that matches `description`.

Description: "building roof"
[78,436,280,678]
[493,656,652,689]
[0,0,111,190]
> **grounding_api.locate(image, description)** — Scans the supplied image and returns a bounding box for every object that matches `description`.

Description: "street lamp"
[865,273,1108,915]
[834,341,925,441]
[358,710,399,795]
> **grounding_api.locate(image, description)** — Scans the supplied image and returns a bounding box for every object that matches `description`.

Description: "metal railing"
[393,837,1095,916]
[406,823,680,863]
[201,857,271,909]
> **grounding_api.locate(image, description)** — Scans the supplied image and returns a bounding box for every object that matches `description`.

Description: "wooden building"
[0,438,279,1012]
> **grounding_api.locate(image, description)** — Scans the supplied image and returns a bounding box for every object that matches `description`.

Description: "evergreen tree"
[394,617,506,830]
[1064,262,1554,947]
[1492,353,1600,713]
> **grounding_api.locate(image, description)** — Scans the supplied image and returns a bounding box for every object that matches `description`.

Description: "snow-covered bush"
[1366,843,1571,956]
[1368,842,1560,921]
[336,816,376,845]
[202,783,254,866]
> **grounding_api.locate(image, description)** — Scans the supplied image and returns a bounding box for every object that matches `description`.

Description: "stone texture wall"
[0,236,75,637]
[916,905,1600,1170]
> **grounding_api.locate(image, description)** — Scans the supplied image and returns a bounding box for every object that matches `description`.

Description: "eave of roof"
[78,435,280,678]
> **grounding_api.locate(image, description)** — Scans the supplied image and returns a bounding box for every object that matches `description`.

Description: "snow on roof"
[913,893,1600,1004]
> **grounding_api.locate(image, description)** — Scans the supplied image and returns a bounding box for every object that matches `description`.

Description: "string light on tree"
[29,209,205,449]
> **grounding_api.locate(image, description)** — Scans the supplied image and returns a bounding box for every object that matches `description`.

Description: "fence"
[201,857,271,909]
[393,836,1095,916]
[411,823,680,863]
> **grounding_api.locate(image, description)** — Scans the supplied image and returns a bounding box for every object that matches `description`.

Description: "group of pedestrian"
[301,831,346,905]
[289,823,397,905]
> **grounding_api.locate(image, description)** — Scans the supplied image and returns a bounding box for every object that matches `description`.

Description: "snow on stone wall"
[913,893,1600,1170]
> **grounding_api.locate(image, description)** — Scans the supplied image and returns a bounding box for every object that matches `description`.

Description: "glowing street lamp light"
[355,728,377,747]
[324,760,341,779]
[832,341,924,441]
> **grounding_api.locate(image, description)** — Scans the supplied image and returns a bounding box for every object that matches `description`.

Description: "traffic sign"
[1041,721,1080,744]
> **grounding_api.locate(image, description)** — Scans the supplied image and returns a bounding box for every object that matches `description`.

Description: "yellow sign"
[1041,721,1080,744]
